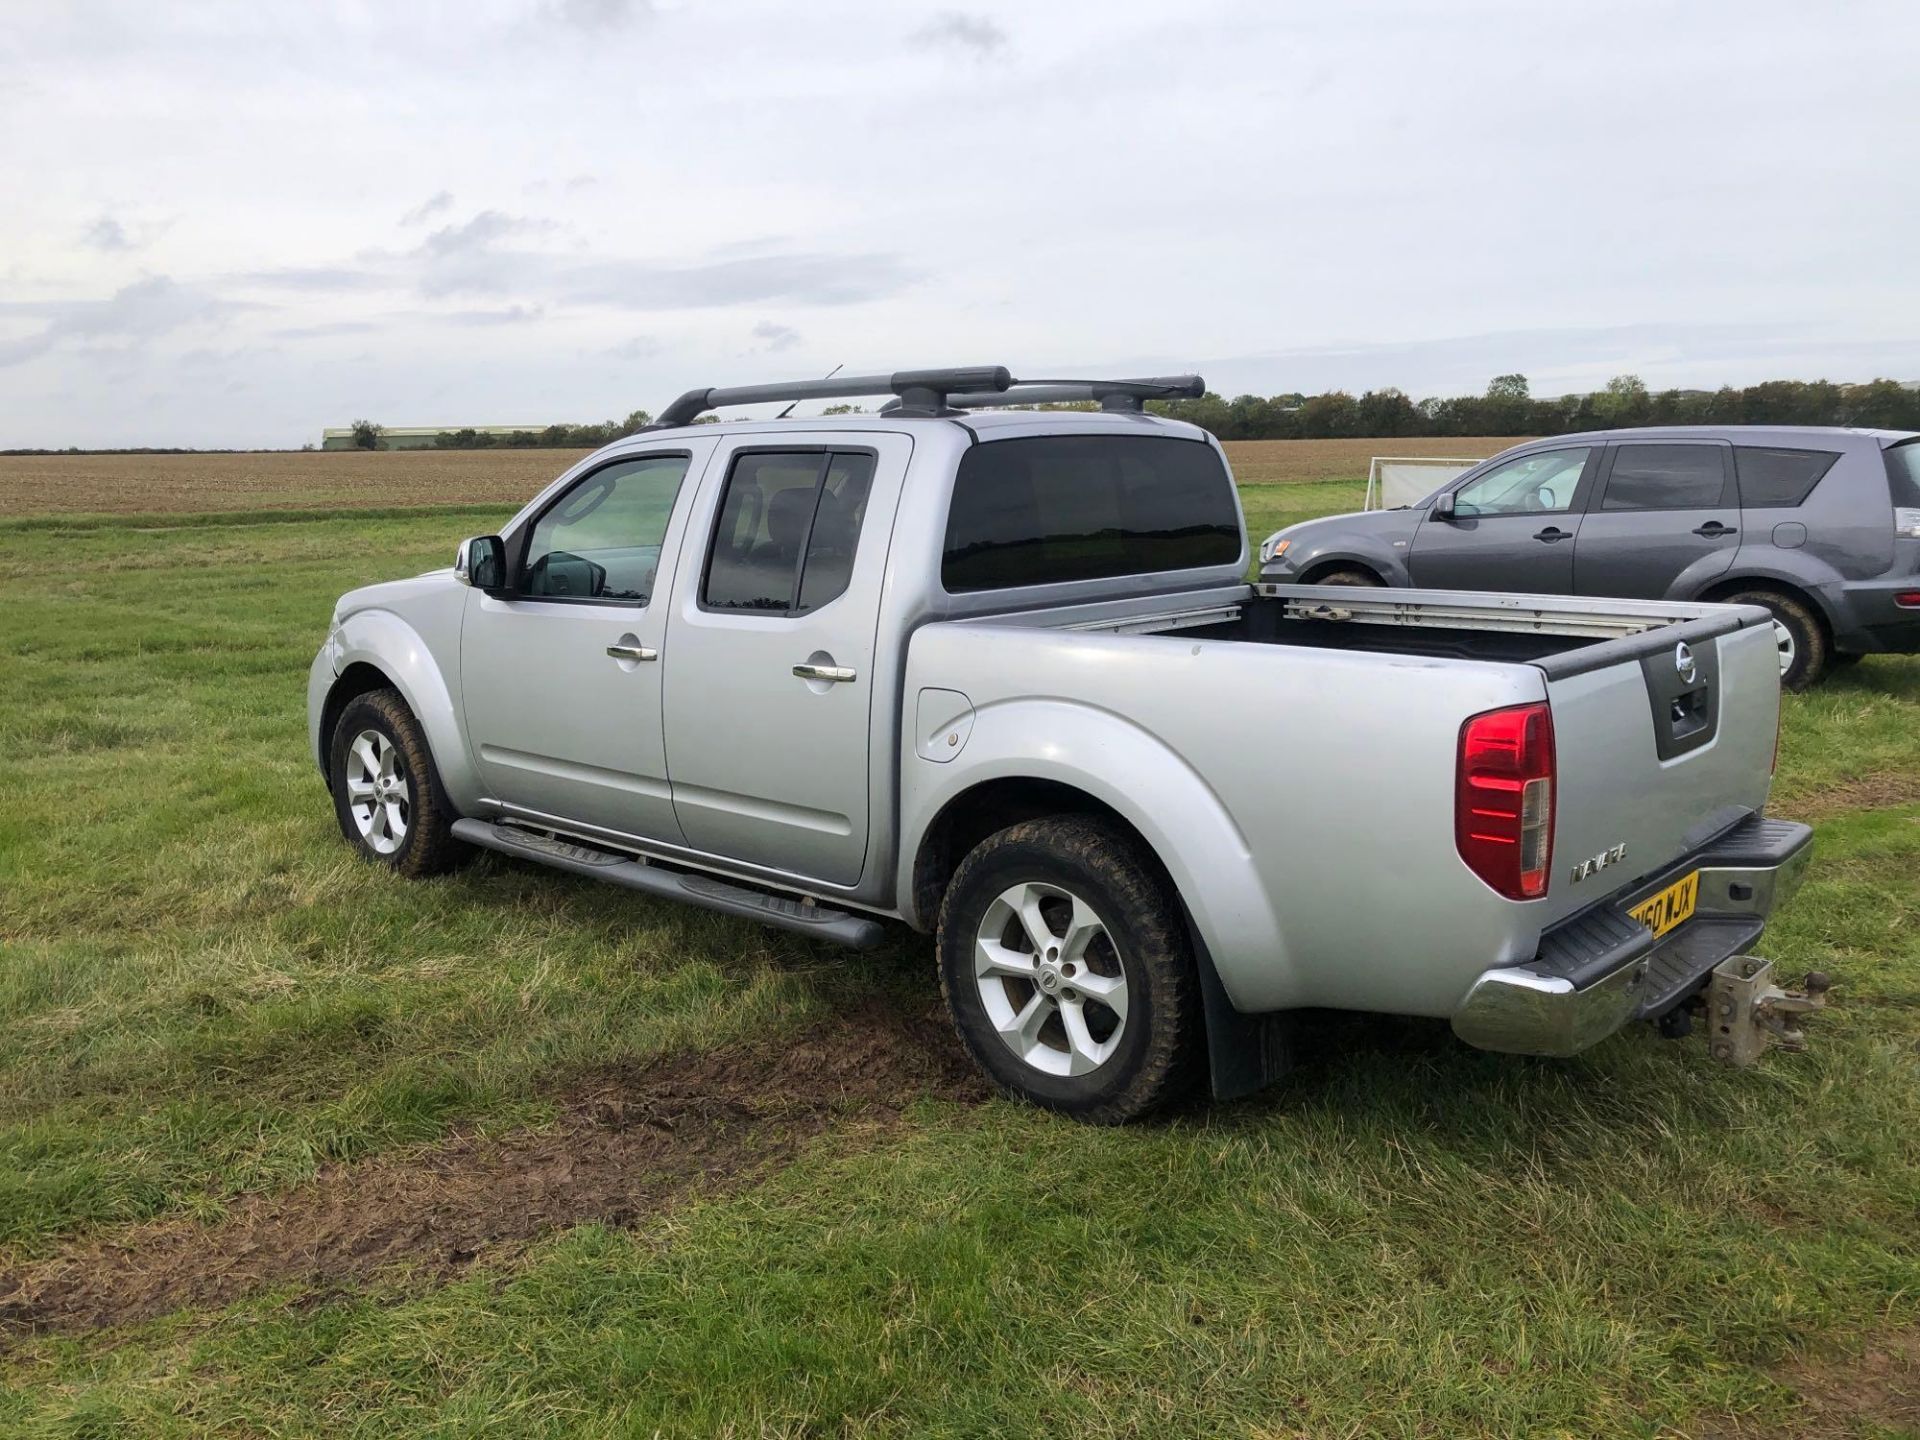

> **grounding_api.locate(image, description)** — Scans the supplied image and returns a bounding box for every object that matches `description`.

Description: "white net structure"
[1363,456,1485,510]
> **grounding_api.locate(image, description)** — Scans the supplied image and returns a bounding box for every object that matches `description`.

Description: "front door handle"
[1692,521,1738,538]
[606,642,658,662]
[793,662,857,683]
[1533,526,1572,543]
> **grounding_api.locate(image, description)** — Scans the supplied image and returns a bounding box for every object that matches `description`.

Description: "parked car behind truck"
[1259,426,1920,689]
[309,369,1814,1122]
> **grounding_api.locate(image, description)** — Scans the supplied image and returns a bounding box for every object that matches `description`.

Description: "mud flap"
[1705,955,1831,1066]
[1187,918,1293,1101]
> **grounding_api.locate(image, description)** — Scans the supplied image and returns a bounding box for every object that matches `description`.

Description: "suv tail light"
[1457,702,1556,900]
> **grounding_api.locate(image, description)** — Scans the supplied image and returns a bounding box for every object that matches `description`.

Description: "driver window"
[1450,447,1590,517]
[522,454,690,602]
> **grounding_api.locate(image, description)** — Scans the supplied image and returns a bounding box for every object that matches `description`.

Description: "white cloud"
[82,216,134,251]
[751,320,801,353]
[400,190,456,226]
[0,0,1915,447]
[910,12,1008,60]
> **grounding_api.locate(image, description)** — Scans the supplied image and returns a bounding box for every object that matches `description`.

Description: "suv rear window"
[1888,440,1920,508]
[941,435,1241,593]
[1733,446,1841,508]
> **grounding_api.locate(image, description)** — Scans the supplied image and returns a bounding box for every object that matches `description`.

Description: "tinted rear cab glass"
[941,434,1241,592]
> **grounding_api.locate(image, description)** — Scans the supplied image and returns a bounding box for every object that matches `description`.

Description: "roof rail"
[936,375,1205,414]
[646,369,1208,428]
[651,367,1013,428]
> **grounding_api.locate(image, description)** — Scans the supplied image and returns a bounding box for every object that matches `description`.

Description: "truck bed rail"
[1257,583,1721,640]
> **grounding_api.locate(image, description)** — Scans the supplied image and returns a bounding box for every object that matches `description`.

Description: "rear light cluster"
[1456,703,1556,900]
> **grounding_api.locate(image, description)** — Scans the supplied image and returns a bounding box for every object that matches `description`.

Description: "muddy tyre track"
[0,999,987,1341]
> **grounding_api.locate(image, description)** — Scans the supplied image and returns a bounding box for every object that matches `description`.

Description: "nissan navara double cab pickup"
[309,367,1814,1122]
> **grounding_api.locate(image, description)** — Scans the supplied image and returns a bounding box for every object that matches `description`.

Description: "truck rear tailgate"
[1537,605,1781,927]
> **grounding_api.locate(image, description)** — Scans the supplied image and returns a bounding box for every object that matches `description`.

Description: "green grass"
[3,498,1919,1437]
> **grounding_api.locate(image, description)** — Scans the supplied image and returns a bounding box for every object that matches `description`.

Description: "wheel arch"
[1298,556,1388,585]
[910,771,1291,1104]
[1695,572,1836,646]
[318,662,395,776]
[326,609,484,810]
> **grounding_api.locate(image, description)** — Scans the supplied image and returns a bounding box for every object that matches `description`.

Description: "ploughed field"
[0,450,1916,1437]
[0,435,1530,518]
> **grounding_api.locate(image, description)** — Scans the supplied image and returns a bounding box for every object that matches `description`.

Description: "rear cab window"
[702,449,875,613]
[941,434,1241,592]
[1733,446,1840,508]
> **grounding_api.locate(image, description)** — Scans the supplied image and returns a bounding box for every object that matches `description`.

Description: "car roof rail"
[647,369,1207,427]
[651,367,1014,427]
[932,375,1206,414]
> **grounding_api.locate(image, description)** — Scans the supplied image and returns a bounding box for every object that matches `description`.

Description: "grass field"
[1,449,1917,1437]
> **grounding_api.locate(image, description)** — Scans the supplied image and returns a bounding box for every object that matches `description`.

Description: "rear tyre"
[937,817,1199,1124]
[1309,567,1384,587]
[329,688,465,877]
[1720,588,1827,691]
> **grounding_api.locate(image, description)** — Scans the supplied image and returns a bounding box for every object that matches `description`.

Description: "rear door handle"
[1533,526,1572,543]
[793,662,857,683]
[606,643,658,662]
[1693,522,1738,538]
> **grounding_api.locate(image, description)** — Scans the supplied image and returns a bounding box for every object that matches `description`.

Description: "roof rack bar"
[652,366,1013,428]
[943,374,1206,414]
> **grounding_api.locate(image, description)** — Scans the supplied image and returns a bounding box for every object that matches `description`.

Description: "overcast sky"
[2,0,1915,448]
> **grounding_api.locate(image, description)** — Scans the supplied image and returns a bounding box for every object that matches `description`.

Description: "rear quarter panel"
[901,620,1555,1018]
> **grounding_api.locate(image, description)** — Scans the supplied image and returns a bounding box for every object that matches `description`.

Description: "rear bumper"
[1450,815,1814,1057]
[1821,574,1920,655]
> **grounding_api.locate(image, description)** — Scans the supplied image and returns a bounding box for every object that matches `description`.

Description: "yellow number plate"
[1629,871,1699,940]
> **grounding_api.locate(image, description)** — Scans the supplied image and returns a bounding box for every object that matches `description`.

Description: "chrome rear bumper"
[1451,816,1814,1058]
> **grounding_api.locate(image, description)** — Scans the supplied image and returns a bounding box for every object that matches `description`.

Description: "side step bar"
[450,819,889,949]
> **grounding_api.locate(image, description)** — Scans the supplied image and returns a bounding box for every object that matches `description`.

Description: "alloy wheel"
[344,728,410,855]
[973,880,1130,1076]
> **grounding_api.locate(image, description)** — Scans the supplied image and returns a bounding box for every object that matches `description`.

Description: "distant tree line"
[1143,374,1920,441]
[396,375,1917,446]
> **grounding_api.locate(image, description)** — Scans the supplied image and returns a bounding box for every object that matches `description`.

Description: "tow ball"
[1703,956,1832,1066]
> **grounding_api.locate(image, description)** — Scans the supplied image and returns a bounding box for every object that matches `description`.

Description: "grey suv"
[1259,426,1920,688]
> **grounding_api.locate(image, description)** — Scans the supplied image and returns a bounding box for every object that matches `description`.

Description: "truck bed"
[909,580,1782,1021]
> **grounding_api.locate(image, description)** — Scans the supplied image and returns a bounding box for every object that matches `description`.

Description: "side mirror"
[1431,492,1457,521]
[454,535,508,593]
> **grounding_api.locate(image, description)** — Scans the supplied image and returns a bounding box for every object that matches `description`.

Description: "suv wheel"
[1721,588,1827,691]
[328,688,465,877]
[1311,567,1383,587]
[937,817,1198,1123]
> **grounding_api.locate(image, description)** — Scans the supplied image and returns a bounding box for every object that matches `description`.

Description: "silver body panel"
[309,409,1791,1041]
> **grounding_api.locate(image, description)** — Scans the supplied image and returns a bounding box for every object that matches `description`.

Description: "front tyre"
[328,688,464,877]
[937,817,1199,1124]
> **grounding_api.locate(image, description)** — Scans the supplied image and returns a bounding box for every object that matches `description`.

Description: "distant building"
[320,425,548,451]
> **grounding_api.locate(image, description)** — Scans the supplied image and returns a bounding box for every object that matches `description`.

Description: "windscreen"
[941,434,1241,592]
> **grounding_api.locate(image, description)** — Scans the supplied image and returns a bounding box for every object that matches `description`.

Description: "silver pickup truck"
[308,367,1815,1122]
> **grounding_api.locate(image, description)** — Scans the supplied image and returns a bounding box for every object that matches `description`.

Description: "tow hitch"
[1704,956,1831,1066]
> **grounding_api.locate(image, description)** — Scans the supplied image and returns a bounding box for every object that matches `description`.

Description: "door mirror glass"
[1431,491,1457,520]
[455,535,507,592]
